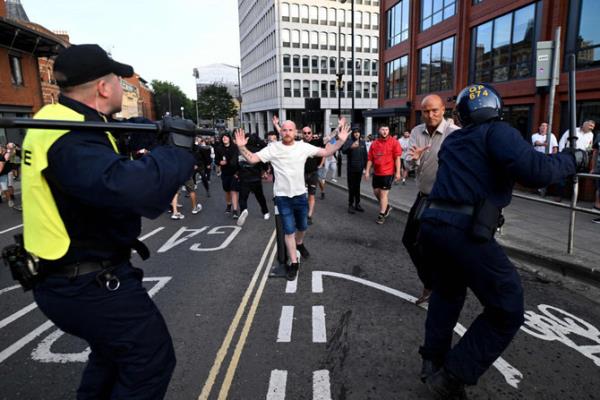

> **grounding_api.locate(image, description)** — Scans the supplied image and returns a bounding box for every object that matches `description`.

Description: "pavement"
[326,167,600,285]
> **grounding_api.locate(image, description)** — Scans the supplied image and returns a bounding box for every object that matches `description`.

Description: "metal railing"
[511,172,600,254]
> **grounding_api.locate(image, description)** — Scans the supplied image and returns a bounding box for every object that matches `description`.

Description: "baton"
[0,117,160,133]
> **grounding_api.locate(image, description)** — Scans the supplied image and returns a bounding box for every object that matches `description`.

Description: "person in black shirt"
[301,127,324,225]
[341,129,368,213]
[214,133,240,215]
[236,133,269,226]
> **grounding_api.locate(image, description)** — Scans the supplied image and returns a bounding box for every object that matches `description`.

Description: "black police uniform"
[33,95,195,399]
[418,118,576,386]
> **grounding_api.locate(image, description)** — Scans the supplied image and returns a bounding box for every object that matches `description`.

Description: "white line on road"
[0,224,23,235]
[139,227,165,241]
[266,370,287,400]
[313,370,332,400]
[0,303,37,330]
[0,285,20,295]
[285,275,297,293]
[277,306,294,343]
[0,320,54,363]
[312,271,523,388]
[312,306,327,343]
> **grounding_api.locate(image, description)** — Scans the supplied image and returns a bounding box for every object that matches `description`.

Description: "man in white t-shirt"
[558,120,595,151]
[531,123,558,154]
[235,119,349,280]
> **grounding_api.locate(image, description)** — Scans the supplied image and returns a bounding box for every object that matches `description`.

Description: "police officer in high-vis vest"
[417,84,587,399]
[22,44,195,399]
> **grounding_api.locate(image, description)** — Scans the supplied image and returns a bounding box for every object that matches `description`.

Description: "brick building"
[0,0,66,144]
[376,0,600,142]
[125,74,156,121]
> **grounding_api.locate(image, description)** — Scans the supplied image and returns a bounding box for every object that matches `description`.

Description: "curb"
[326,179,600,286]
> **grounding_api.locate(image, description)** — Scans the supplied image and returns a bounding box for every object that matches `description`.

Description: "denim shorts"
[275,194,308,235]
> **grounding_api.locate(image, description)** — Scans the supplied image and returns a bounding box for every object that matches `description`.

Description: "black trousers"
[401,192,433,290]
[239,179,269,214]
[347,171,363,206]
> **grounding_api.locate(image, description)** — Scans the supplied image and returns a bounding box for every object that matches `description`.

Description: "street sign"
[536,40,559,87]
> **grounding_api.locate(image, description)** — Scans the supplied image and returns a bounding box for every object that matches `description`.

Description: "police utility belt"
[424,198,505,242]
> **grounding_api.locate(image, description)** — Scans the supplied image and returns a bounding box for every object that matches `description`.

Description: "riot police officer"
[417,83,586,399]
[21,44,195,399]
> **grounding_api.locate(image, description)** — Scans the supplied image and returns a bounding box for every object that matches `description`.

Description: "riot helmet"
[455,83,503,126]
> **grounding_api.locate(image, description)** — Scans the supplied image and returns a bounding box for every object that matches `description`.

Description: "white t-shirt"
[398,137,410,159]
[531,133,558,153]
[256,141,322,197]
[558,128,594,151]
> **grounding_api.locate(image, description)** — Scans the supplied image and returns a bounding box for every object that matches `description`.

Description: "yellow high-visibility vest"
[21,103,118,260]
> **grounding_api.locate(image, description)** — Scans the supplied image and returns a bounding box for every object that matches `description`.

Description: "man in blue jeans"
[235,119,349,280]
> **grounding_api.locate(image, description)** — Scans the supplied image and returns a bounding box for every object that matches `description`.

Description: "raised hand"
[235,128,248,147]
[272,115,280,128]
[337,122,350,142]
[408,144,431,161]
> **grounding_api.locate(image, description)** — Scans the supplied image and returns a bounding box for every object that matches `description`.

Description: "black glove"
[156,116,197,149]
[561,147,589,172]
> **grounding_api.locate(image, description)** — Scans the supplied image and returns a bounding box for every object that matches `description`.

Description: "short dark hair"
[379,124,389,129]
[267,130,279,139]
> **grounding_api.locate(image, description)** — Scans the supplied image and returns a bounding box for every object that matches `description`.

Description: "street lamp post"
[222,63,243,128]
[180,106,184,118]
[340,0,355,124]
[337,23,343,119]
[193,68,200,127]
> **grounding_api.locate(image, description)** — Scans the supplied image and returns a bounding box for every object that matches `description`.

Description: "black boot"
[426,368,468,400]
[348,205,356,214]
[420,359,442,383]
[297,243,310,259]
[286,262,299,281]
[354,203,364,212]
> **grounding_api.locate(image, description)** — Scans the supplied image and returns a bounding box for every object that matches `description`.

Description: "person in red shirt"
[365,125,402,224]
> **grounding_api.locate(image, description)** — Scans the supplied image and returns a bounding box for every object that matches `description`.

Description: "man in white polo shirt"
[235,119,349,280]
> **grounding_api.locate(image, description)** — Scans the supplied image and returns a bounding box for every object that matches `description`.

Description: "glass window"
[329,8,336,26]
[310,6,318,22]
[346,10,352,27]
[372,36,378,52]
[9,55,24,86]
[303,80,310,97]
[330,57,337,74]
[293,80,301,97]
[339,9,345,25]
[364,12,371,28]
[356,35,362,52]
[421,0,455,31]
[340,57,346,74]
[330,81,337,97]
[292,30,300,48]
[340,33,346,49]
[321,57,328,74]
[312,80,319,97]
[471,3,536,83]
[301,31,309,49]
[282,29,290,47]
[284,79,291,97]
[503,105,532,139]
[321,80,328,97]
[311,31,319,49]
[419,36,454,94]
[320,7,328,24]
[281,3,290,21]
[301,5,309,21]
[283,54,291,73]
[576,0,600,69]
[320,32,328,49]
[386,0,410,48]
[291,4,299,21]
[329,32,337,50]
[302,56,310,73]
[385,55,408,99]
[355,11,362,28]
[293,55,300,73]
[356,82,362,98]
[372,82,378,98]
[312,56,319,73]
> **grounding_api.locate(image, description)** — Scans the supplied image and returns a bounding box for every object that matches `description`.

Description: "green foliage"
[197,84,238,125]
[151,80,195,121]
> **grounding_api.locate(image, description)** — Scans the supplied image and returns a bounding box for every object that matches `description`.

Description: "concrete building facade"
[238,0,381,138]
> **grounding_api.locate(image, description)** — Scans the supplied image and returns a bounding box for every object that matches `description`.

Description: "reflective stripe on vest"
[21,103,119,260]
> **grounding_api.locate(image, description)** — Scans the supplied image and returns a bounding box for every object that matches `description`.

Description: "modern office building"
[238,0,381,137]
[376,0,600,139]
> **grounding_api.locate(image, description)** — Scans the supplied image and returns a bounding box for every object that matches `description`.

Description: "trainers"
[171,212,185,220]
[402,178,406,185]
[354,204,364,212]
[593,218,600,224]
[348,205,356,214]
[237,209,248,226]
[426,369,468,400]
[307,216,313,225]
[331,178,337,183]
[286,262,299,281]
[8,199,14,208]
[232,210,239,220]
[376,213,385,224]
[297,243,310,259]
[192,204,203,214]
[263,212,270,220]
[12,204,22,212]
[384,205,392,218]
[225,204,232,214]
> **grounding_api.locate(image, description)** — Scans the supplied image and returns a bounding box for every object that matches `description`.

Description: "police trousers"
[33,262,176,400]
[417,219,524,385]
[401,192,432,290]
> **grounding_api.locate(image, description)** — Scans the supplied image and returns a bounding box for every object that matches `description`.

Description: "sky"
[22,0,241,99]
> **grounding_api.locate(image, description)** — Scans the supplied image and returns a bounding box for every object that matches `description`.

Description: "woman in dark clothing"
[341,129,368,213]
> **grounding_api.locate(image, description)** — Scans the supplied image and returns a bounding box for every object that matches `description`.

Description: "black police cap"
[455,83,503,126]
[53,44,134,87]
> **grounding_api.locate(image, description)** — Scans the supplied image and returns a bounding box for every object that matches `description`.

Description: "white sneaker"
[8,199,14,208]
[192,204,203,214]
[331,178,338,183]
[237,209,249,226]
[263,212,270,220]
[171,212,184,220]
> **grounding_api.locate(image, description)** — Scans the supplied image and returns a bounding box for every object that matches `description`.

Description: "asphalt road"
[1,181,599,400]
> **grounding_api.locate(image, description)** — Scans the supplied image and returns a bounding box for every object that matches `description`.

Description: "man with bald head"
[236,119,350,280]
[403,94,459,306]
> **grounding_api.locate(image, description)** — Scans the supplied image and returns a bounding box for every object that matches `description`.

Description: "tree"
[197,84,238,128]
[151,80,194,122]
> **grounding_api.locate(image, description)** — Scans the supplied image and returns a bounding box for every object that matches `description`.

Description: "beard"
[282,135,295,145]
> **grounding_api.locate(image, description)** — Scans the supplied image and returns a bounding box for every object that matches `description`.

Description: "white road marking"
[276,306,294,343]
[0,320,54,363]
[285,275,297,293]
[312,271,523,388]
[266,370,287,400]
[0,224,23,235]
[138,227,165,241]
[157,226,208,253]
[313,370,332,400]
[0,303,37,330]
[190,226,242,252]
[0,284,21,295]
[312,306,327,343]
